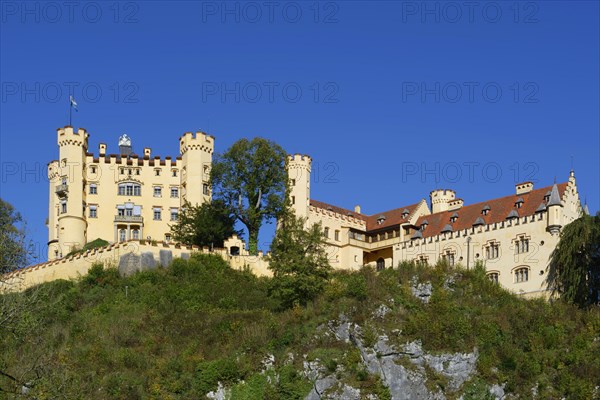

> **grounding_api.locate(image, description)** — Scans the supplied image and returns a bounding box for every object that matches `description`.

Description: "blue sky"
[1,1,598,262]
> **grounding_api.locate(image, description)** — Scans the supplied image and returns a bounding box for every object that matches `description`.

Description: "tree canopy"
[549,213,600,307]
[170,200,240,248]
[268,213,332,309]
[210,137,288,254]
[0,199,31,274]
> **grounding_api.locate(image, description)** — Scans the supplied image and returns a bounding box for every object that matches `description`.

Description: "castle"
[288,155,584,298]
[25,128,584,298]
[47,126,213,259]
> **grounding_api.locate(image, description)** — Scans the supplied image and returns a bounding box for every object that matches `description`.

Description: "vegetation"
[65,238,110,258]
[0,257,598,399]
[0,199,32,273]
[170,200,240,248]
[210,138,288,254]
[268,214,331,309]
[549,213,600,307]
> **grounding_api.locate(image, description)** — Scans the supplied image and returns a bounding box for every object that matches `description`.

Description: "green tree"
[0,199,32,274]
[210,138,288,254]
[549,213,600,307]
[170,200,240,248]
[268,213,332,309]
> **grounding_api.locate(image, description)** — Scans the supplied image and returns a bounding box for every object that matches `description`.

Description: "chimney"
[516,182,534,195]
[354,205,361,214]
[99,143,106,156]
[144,147,151,157]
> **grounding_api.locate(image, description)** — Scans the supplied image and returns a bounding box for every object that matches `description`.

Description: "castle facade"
[47,126,213,259]
[45,128,584,298]
[288,155,584,298]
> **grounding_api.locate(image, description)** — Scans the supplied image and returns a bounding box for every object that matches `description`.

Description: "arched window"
[514,266,529,283]
[132,229,139,240]
[487,272,499,284]
[119,229,126,242]
[376,258,385,271]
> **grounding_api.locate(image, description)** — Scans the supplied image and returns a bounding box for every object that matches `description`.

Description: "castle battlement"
[309,204,366,227]
[179,131,214,155]
[287,154,312,166]
[85,153,183,167]
[57,126,89,148]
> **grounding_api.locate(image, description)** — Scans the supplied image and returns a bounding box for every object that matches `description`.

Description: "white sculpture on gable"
[118,134,132,147]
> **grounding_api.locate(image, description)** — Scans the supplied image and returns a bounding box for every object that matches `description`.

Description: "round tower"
[55,126,88,256]
[180,131,214,206]
[287,154,312,219]
[430,189,456,214]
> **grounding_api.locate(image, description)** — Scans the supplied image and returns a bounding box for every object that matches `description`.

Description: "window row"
[323,227,340,241]
[486,266,531,284]
[83,204,179,221]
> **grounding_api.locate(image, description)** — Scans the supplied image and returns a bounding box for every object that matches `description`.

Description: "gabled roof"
[413,183,568,239]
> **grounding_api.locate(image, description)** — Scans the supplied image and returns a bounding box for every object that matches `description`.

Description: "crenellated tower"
[287,154,312,219]
[430,189,456,214]
[179,131,214,206]
[50,126,89,258]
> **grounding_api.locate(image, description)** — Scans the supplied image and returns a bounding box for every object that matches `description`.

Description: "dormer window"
[544,191,551,202]
[515,197,524,209]
[401,208,409,218]
[482,204,490,215]
[377,215,386,225]
[450,212,459,223]
[420,219,428,231]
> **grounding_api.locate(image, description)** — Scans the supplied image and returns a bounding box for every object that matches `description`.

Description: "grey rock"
[303,360,337,400]
[411,278,433,303]
[159,249,173,267]
[328,383,361,400]
[374,304,391,319]
[118,253,140,276]
[489,383,505,399]
[140,252,156,271]
[206,382,229,400]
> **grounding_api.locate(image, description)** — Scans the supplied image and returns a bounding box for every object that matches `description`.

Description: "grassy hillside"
[1,255,598,399]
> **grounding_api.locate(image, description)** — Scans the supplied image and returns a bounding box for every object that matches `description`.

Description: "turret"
[430,189,456,214]
[52,126,88,257]
[547,183,563,235]
[179,131,214,206]
[287,154,312,219]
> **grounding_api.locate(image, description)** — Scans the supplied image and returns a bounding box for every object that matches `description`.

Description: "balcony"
[114,215,143,223]
[55,184,68,197]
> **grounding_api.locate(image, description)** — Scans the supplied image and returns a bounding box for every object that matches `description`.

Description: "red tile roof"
[309,200,366,222]
[364,203,422,231]
[413,183,568,238]
[309,182,568,236]
[309,199,422,231]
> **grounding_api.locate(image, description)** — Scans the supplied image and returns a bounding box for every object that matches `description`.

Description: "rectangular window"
[290,179,296,186]
[132,230,139,240]
[291,196,295,205]
[118,185,125,196]
[126,185,133,196]
[154,187,162,197]
[89,184,97,194]
[90,166,96,173]
[165,233,171,242]
[170,208,179,221]
[61,177,67,185]
[89,206,97,218]
[155,169,161,176]
[171,187,179,198]
[324,227,329,238]
[172,170,178,177]
[61,201,67,214]
[203,184,209,195]
[334,230,340,241]
[153,208,162,220]
[117,206,125,216]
